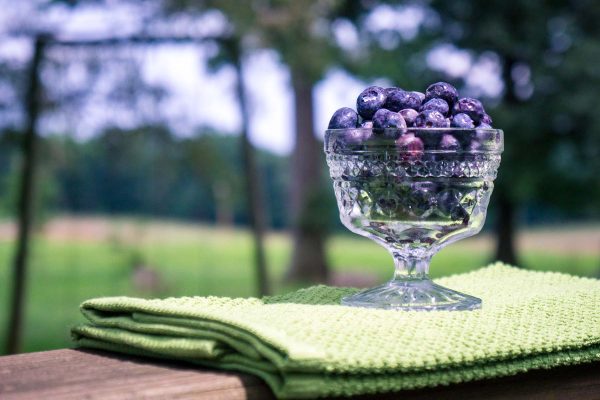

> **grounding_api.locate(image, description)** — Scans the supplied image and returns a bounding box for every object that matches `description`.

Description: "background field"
[1,216,597,353]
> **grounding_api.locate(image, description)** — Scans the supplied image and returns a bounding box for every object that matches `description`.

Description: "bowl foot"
[341,279,481,311]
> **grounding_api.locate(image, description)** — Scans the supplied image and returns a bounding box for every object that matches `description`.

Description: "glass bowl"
[325,127,503,311]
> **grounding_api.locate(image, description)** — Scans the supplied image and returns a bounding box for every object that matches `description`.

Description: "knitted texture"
[72,263,600,399]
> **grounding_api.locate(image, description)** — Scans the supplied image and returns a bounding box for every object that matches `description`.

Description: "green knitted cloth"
[72,263,600,399]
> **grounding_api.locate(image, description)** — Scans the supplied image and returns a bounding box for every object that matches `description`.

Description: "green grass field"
[0,217,598,354]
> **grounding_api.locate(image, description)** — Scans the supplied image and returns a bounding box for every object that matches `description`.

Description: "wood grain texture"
[1,349,599,399]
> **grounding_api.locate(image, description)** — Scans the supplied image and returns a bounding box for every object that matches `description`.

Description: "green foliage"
[429,0,600,215]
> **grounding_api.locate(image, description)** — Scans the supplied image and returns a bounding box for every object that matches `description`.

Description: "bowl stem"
[391,253,431,281]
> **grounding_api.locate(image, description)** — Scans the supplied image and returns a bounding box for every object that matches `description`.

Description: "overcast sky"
[0,1,503,155]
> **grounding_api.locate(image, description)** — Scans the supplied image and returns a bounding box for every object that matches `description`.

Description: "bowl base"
[341,279,481,311]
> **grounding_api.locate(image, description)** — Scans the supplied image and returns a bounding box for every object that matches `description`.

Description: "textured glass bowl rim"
[325,128,504,154]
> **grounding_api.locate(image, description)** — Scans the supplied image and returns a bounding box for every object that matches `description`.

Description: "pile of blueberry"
[328,82,494,152]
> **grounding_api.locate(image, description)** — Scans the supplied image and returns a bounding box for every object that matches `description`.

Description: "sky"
[0,1,503,155]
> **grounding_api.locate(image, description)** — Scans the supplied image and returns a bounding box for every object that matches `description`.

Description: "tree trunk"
[493,55,520,267]
[5,35,46,355]
[494,194,519,266]
[286,69,329,283]
[229,40,270,296]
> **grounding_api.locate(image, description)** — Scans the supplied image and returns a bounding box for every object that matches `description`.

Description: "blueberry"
[332,128,364,152]
[356,86,387,119]
[395,133,424,158]
[414,110,450,128]
[453,98,485,123]
[477,123,492,129]
[467,139,483,152]
[328,107,358,129]
[425,82,459,107]
[383,87,402,110]
[360,120,374,129]
[372,109,406,129]
[480,113,493,125]
[439,134,460,151]
[342,129,366,146]
[385,87,402,96]
[385,90,423,112]
[451,113,475,129]
[412,91,426,103]
[421,98,450,116]
[399,109,419,127]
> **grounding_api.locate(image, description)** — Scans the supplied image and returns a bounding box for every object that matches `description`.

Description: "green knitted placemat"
[72,263,600,399]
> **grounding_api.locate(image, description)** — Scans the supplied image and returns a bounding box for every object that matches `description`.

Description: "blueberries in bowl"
[425,82,459,107]
[412,91,426,103]
[395,133,424,160]
[373,109,407,129]
[357,86,387,119]
[451,113,475,129]
[399,109,419,127]
[385,87,402,96]
[385,90,423,112]
[414,110,450,128]
[453,98,486,123]
[421,98,450,116]
[328,107,359,129]
[343,129,366,146]
[439,134,461,151]
[327,81,496,152]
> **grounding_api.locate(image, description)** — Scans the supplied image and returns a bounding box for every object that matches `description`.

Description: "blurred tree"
[163,0,360,282]
[430,0,600,264]
[5,35,46,354]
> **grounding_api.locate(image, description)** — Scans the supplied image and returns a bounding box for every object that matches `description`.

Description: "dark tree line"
[0,126,291,229]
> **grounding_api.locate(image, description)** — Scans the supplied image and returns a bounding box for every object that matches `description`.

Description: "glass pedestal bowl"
[325,128,503,311]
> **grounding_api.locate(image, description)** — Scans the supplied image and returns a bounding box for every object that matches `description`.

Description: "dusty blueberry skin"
[360,120,374,129]
[385,90,423,112]
[356,86,387,119]
[383,88,403,110]
[385,87,402,96]
[412,91,426,103]
[453,97,486,123]
[399,109,418,127]
[421,98,450,116]
[451,113,475,128]
[477,122,492,129]
[328,107,359,129]
[414,110,450,128]
[425,82,459,107]
[439,134,461,151]
[372,108,407,129]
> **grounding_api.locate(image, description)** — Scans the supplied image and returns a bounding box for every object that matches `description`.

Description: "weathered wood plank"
[0,349,599,399]
[0,349,274,400]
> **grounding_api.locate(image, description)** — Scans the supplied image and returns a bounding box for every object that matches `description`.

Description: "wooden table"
[1,349,599,399]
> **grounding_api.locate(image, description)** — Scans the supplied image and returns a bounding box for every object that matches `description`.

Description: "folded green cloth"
[72,263,600,399]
